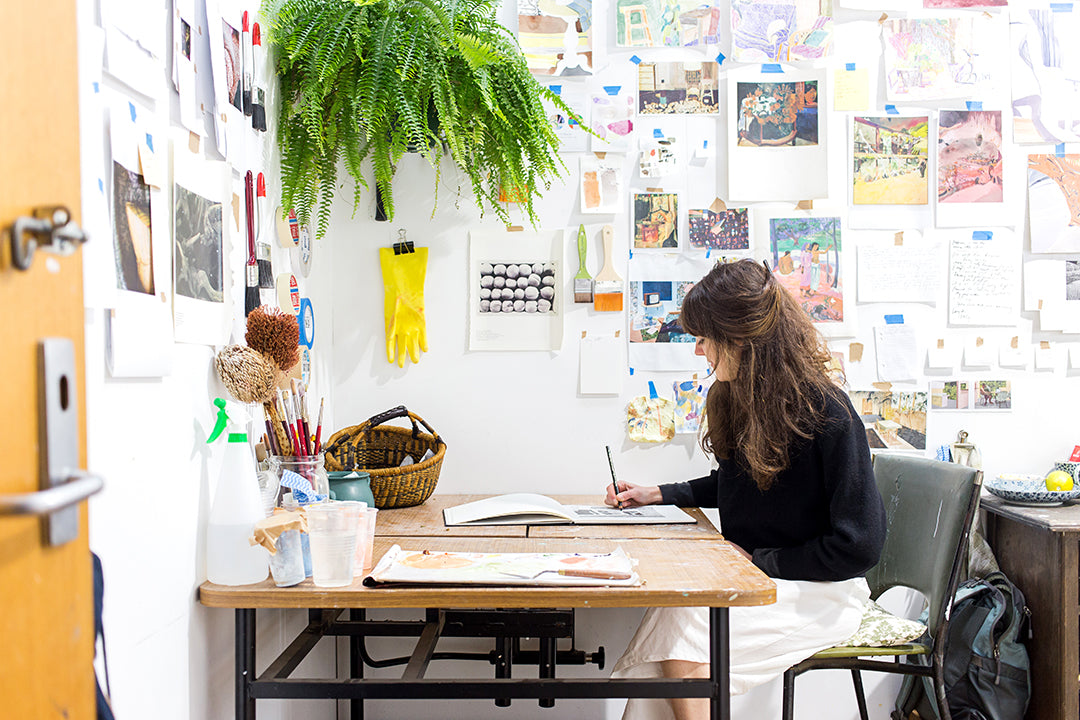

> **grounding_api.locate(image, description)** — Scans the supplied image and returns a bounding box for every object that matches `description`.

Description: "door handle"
[8,205,89,271]
[0,470,103,516]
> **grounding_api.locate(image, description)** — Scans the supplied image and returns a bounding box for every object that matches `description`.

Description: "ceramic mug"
[328,471,375,507]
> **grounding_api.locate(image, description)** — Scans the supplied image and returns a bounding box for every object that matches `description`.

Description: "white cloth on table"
[611,576,871,720]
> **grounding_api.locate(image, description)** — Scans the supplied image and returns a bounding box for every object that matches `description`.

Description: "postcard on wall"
[688,208,749,251]
[948,229,1020,326]
[590,88,635,152]
[615,0,722,48]
[971,380,1012,411]
[627,254,715,372]
[728,67,827,202]
[1028,154,1080,253]
[468,229,564,351]
[852,116,928,206]
[855,231,940,304]
[848,389,928,452]
[930,380,971,410]
[1011,7,1080,145]
[580,155,624,214]
[518,0,593,77]
[639,137,680,177]
[730,0,833,62]
[882,16,1006,102]
[633,193,679,249]
[637,62,719,115]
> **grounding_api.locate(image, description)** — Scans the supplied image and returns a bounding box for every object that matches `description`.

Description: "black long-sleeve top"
[659,389,886,582]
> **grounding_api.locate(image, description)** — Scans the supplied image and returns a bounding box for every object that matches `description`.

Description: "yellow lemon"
[1045,470,1074,492]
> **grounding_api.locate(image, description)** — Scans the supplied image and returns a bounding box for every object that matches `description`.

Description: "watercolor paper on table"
[518,0,593,77]
[580,334,623,395]
[1011,7,1080,145]
[882,16,1005,102]
[874,324,919,382]
[633,193,679,248]
[930,380,971,410]
[468,229,564,351]
[730,0,834,62]
[848,389,928,451]
[615,0,722,47]
[948,230,1020,326]
[637,62,719,115]
[1028,154,1080,253]
[590,88,635,152]
[688,208,749,251]
[543,83,589,152]
[627,253,715,371]
[627,395,676,443]
[673,378,708,433]
[852,116,929,205]
[638,137,680,177]
[855,236,940,304]
[580,155,624,214]
[972,380,1011,411]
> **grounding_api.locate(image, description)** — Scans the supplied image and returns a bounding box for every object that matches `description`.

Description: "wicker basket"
[322,406,446,509]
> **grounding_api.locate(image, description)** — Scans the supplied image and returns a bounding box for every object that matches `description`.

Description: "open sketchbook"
[363,544,642,586]
[442,493,695,526]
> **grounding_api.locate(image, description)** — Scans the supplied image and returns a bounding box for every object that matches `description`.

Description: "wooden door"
[0,1,96,718]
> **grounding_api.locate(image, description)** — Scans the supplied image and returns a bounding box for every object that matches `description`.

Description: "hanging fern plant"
[265,0,574,237]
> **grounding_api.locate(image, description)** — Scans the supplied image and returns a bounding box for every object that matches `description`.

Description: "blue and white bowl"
[986,473,1080,506]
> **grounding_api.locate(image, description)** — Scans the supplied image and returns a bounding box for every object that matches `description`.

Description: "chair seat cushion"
[839,600,927,648]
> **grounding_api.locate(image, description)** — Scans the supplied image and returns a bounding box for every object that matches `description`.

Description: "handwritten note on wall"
[857,243,940,304]
[948,231,1019,326]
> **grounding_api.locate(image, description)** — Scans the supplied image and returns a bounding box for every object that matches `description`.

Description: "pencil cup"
[269,453,329,500]
[307,502,362,587]
[267,529,305,587]
[354,507,379,574]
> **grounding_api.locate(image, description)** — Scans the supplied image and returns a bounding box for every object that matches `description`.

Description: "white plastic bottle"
[206,398,269,585]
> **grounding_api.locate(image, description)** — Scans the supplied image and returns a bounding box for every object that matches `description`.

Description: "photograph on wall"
[848,389,928,451]
[637,62,719,115]
[1011,8,1080,145]
[518,0,593,77]
[937,110,1003,204]
[852,116,928,205]
[580,155,624,214]
[615,0,722,47]
[639,137,679,177]
[633,193,679,248]
[477,261,557,314]
[688,207,749,250]
[627,253,715,370]
[730,0,833,62]
[1028,154,1080,253]
[111,161,155,295]
[882,16,1005,102]
[735,80,819,146]
[767,215,844,324]
[590,88,635,152]
[972,380,1012,410]
[173,184,223,304]
[930,380,971,410]
[629,280,696,343]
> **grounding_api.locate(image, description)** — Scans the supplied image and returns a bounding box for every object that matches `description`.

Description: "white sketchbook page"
[948,229,1020,326]
[627,253,715,372]
[580,334,624,395]
[468,228,565,351]
[444,493,573,525]
[727,66,828,202]
[874,324,919,382]
[847,113,932,230]
[935,108,1018,229]
[855,232,941,304]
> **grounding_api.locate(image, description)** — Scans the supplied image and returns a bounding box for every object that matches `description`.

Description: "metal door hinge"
[8,205,88,271]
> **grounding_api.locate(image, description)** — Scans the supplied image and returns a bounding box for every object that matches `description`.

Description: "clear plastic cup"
[306,502,362,587]
[354,507,379,575]
[267,529,305,587]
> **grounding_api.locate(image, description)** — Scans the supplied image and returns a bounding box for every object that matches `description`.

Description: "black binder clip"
[392,228,414,255]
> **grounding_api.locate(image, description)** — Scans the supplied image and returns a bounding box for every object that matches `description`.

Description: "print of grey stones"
[479,262,556,313]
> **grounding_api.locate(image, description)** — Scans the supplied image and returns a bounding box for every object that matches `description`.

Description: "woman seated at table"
[606,259,886,720]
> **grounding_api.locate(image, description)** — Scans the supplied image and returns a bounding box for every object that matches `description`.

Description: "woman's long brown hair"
[679,259,842,490]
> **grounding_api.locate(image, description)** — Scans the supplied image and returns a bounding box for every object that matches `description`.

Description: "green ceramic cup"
[328,471,375,507]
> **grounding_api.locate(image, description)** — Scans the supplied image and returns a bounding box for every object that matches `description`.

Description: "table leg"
[349,609,364,720]
[708,607,730,720]
[236,608,256,720]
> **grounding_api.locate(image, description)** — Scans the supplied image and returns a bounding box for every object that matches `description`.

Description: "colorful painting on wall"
[615,0,722,47]
[930,380,970,410]
[639,137,679,177]
[688,208,749,250]
[848,389,928,451]
[1011,8,1080,144]
[730,0,833,62]
[633,193,679,248]
[924,0,1003,8]
[1028,154,1080,253]
[937,110,1003,204]
[590,88,635,152]
[736,81,819,146]
[638,62,719,115]
[629,280,697,342]
[767,216,843,323]
[580,155,623,214]
[673,378,708,433]
[518,0,593,76]
[882,17,999,101]
[852,116,929,205]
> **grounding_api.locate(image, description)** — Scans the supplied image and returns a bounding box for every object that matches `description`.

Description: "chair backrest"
[864,454,982,639]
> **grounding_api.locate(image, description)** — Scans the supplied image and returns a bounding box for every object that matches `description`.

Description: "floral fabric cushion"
[842,600,927,647]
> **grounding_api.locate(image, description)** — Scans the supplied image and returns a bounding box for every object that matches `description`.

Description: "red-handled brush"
[244,170,259,316]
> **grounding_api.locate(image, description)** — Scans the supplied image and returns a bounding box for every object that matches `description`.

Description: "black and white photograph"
[1067,260,1080,300]
[173,183,223,303]
[478,261,556,314]
[111,161,154,295]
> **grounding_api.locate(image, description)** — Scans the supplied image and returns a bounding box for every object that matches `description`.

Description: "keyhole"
[59,374,69,411]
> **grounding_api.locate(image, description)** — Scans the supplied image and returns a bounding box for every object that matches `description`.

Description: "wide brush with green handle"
[574,224,593,303]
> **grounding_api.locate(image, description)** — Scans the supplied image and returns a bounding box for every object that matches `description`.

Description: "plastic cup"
[354,507,379,575]
[267,529,305,587]
[306,502,362,587]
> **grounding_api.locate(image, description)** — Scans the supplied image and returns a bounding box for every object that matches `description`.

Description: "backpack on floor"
[892,570,1031,720]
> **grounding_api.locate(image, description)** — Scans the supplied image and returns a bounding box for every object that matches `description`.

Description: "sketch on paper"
[638,62,719,115]
[221,19,241,111]
[767,216,843,323]
[736,81,819,146]
[930,380,970,410]
[590,89,635,151]
[688,208,749,250]
[674,378,708,433]
[173,183,223,303]
[730,0,833,62]
[580,155,623,214]
[1011,9,1080,145]
[543,83,588,152]
[848,389,928,451]
[1028,154,1080,253]
[615,0,722,48]
[633,193,679,248]
[882,18,993,101]
[112,161,154,295]
[627,395,676,442]
[973,380,1011,410]
[518,0,592,77]
[478,262,556,314]
[937,111,1003,204]
[639,137,679,177]
[629,280,697,342]
[852,116,929,205]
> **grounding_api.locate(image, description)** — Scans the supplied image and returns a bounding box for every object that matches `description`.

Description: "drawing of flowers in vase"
[736,81,818,146]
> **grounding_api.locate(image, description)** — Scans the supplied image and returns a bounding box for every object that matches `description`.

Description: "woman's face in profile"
[695,337,735,381]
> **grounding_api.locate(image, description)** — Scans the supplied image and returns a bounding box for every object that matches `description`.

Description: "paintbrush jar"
[268,454,330,501]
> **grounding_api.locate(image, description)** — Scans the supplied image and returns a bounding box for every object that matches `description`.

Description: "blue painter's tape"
[884,314,904,324]
[846,63,856,71]
[549,85,562,95]
[653,128,664,138]
[966,100,982,111]
[703,140,708,148]
[761,63,783,73]
[92,82,99,93]
[629,248,633,259]
[604,85,621,95]
[630,55,642,64]
[97,178,104,194]
[1051,2,1072,11]
[885,104,898,114]
[716,52,726,65]
[129,102,137,122]
[629,367,635,376]
[648,380,659,399]
[972,230,993,240]
[706,249,711,259]
[145,133,154,152]
[1057,143,1066,157]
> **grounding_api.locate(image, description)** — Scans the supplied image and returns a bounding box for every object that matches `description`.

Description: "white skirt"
[611,577,871,720]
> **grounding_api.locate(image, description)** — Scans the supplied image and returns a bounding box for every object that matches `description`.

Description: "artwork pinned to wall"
[848,389,928,451]
[1028,154,1080,253]
[882,16,1005,102]
[112,161,155,295]
[851,115,928,205]
[730,0,833,62]
[1011,7,1080,145]
[930,380,971,409]
[627,254,714,370]
[937,110,1003,204]
[544,83,590,152]
[639,137,680,176]
[627,393,676,442]
[633,192,679,248]
[637,62,719,115]
[615,0,722,48]
[673,377,708,433]
[477,261,557,314]
[924,0,1003,8]
[736,80,819,146]
[580,155,624,214]
[688,207,749,250]
[629,280,696,342]
[590,88,635,152]
[973,379,1012,410]
[518,0,593,77]
[767,215,845,325]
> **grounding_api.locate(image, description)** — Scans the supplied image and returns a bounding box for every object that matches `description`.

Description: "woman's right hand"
[605,481,663,509]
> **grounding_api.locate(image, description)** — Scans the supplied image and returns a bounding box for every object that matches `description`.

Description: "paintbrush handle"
[595,224,617,281]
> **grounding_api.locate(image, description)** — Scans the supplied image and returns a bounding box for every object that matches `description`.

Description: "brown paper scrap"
[188,131,200,154]
[1010,336,1019,349]
[138,142,163,189]
[1041,340,1051,349]
[646,187,665,193]
[615,329,621,338]
[581,330,587,339]
[937,338,945,349]
[796,200,814,210]
[231,193,241,232]
[708,197,728,214]
[878,12,888,23]
[975,337,984,347]
[894,231,904,246]
[594,151,607,159]
[1038,299,1044,309]
[872,382,892,391]
[849,342,864,362]
[506,225,524,232]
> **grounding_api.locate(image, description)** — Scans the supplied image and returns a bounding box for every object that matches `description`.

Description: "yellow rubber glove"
[379,246,429,367]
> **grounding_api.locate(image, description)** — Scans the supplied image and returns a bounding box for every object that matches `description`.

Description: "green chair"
[781,455,983,720]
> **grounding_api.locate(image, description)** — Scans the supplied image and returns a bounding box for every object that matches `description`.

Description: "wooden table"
[981,494,1079,720]
[199,498,773,720]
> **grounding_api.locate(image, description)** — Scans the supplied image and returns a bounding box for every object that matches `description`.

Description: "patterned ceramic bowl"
[1053,461,1080,479]
[986,473,1080,506]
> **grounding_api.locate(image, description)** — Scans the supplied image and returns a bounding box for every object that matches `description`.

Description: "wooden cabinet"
[982,494,1080,720]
